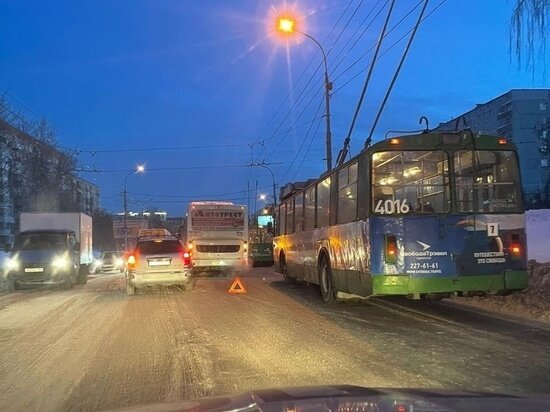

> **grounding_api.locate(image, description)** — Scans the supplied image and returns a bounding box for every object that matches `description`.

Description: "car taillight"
[127,254,138,269]
[180,251,192,268]
[510,234,521,260]
[384,234,398,264]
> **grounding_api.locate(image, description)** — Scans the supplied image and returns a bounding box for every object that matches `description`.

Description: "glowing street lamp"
[277,17,295,34]
[276,15,333,171]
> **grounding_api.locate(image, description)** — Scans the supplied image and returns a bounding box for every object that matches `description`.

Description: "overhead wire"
[292,114,325,181]
[328,0,388,77]
[280,97,325,182]
[336,0,396,166]
[366,0,431,142]
[332,0,448,93]
[332,0,426,83]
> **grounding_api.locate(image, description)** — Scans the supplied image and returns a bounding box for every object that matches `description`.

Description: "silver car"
[125,235,192,295]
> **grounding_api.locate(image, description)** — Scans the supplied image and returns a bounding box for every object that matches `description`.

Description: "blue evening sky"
[0,0,546,216]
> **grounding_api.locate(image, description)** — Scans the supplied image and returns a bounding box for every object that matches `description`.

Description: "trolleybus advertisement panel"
[370,214,526,277]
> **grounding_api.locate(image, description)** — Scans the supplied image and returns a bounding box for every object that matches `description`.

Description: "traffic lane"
[268,273,550,394]
[1,267,548,412]
[0,274,129,412]
[63,270,428,411]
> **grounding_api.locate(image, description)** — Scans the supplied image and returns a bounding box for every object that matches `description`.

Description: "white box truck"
[5,213,93,289]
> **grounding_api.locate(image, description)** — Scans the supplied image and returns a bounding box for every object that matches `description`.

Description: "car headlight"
[52,256,70,269]
[5,257,20,272]
[93,259,103,268]
[115,258,123,266]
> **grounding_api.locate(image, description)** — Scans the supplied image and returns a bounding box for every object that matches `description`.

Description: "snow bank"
[451,261,550,323]
[526,209,550,263]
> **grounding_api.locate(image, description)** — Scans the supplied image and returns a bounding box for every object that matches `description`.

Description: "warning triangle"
[228,276,247,294]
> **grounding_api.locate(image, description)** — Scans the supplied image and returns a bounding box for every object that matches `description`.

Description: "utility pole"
[250,162,278,204]
[123,188,128,250]
[323,69,333,171]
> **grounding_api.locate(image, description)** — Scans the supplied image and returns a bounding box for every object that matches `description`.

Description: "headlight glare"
[5,257,19,272]
[52,256,70,269]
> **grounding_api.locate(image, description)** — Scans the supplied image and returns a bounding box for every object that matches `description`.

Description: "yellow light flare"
[277,16,296,34]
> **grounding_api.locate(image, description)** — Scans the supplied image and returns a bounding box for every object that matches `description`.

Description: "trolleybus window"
[316,177,331,227]
[286,198,295,234]
[372,151,450,214]
[294,193,304,232]
[454,150,522,213]
[304,186,315,231]
[278,203,286,236]
[337,162,358,224]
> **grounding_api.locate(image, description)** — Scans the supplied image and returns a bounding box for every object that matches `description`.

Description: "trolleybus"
[273,131,528,302]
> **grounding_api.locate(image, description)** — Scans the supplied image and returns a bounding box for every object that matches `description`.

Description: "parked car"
[92,251,125,273]
[125,234,192,295]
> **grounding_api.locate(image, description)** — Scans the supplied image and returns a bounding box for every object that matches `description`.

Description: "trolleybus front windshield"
[372,150,450,214]
[454,150,522,213]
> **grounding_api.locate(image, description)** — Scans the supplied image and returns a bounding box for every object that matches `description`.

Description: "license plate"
[148,260,170,267]
[25,267,44,273]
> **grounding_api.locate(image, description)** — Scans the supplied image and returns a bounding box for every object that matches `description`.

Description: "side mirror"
[266,221,273,234]
[74,242,81,251]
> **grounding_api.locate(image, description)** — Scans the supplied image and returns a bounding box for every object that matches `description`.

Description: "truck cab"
[5,229,84,289]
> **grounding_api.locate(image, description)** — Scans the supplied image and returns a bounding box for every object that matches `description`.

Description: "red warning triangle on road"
[228,276,247,294]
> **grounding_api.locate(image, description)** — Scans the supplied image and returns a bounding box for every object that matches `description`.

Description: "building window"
[540,102,547,111]
[542,159,548,168]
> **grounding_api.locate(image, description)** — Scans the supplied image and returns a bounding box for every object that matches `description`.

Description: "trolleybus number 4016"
[374,199,410,214]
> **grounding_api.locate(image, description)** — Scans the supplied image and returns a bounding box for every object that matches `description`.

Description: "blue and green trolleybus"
[273,131,528,302]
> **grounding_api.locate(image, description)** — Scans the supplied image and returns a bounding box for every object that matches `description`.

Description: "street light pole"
[276,18,333,171]
[299,31,333,171]
[122,165,145,251]
[255,163,277,204]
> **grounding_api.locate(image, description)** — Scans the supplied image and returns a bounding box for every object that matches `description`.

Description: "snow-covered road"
[0,267,549,411]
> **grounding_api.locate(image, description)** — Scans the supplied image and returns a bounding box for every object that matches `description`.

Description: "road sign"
[228,277,247,294]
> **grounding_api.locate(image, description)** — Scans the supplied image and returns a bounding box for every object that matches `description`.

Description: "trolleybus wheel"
[319,255,335,304]
[280,253,294,284]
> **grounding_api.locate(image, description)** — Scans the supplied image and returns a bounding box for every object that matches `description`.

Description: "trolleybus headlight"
[384,234,398,264]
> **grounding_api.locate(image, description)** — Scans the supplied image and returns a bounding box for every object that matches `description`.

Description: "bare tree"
[510,0,550,75]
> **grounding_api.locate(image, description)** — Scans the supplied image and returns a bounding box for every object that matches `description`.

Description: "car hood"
[11,249,66,263]
[108,385,550,412]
